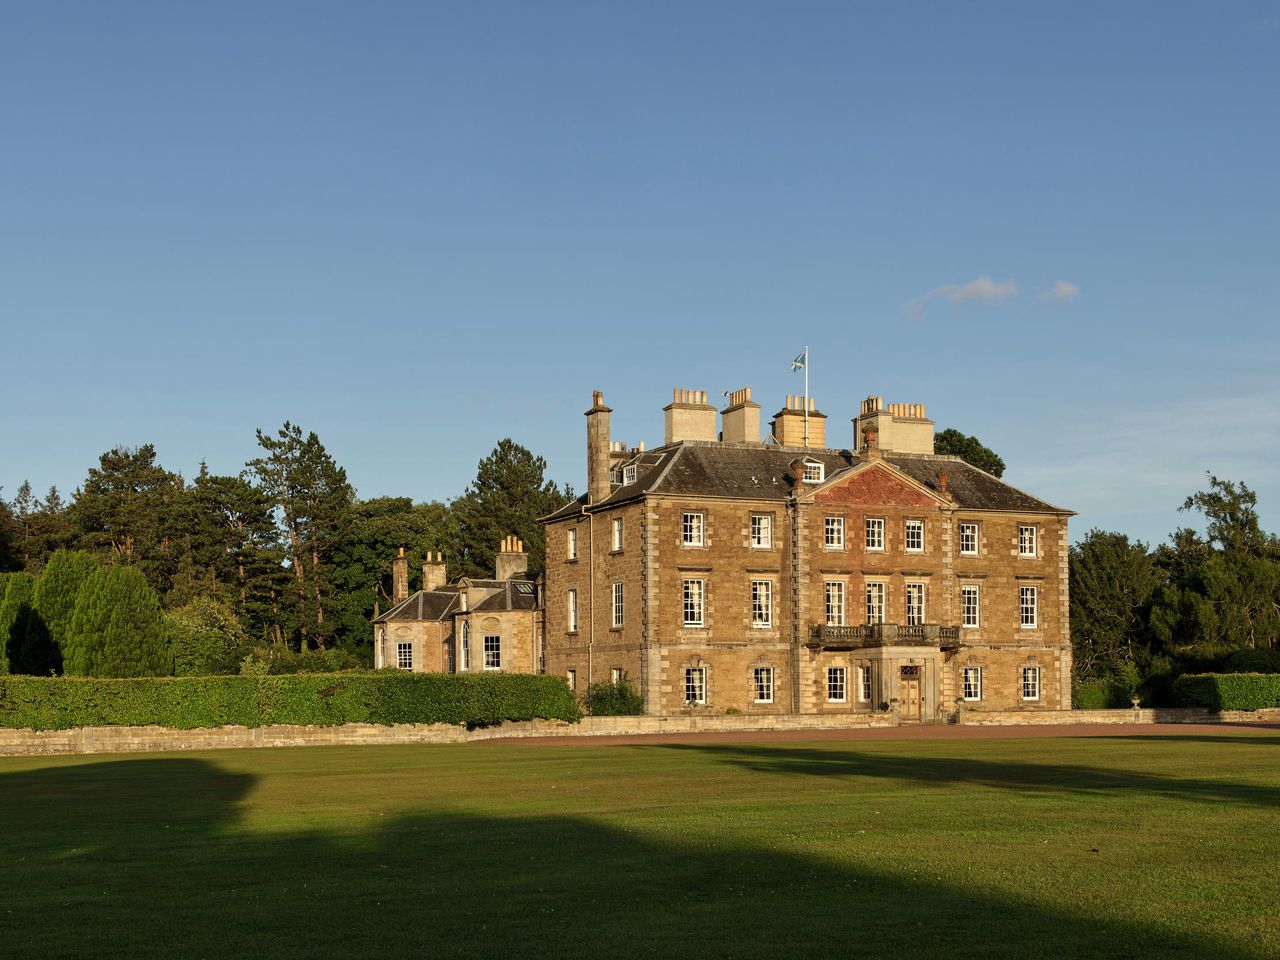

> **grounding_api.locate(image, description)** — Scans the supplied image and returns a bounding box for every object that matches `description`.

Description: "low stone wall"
[962,706,1280,725]
[1,707,1276,757]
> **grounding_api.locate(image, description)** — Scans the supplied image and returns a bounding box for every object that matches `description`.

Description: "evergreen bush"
[583,675,645,716]
[0,574,37,675]
[1071,680,1133,709]
[65,566,170,677]
[31,550,98,664]
[1172,673,1280,711]
[0,672,580,730]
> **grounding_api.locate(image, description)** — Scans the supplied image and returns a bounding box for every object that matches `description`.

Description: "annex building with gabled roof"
[372,537,543,675]
[542,387,1074,719]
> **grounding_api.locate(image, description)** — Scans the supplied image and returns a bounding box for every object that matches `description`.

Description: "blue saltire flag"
[790,351,806,371]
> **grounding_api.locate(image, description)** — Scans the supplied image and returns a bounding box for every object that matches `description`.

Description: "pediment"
[810,462,941,509]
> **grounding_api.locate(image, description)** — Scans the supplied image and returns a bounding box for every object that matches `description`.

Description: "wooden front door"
[899,667,922,721]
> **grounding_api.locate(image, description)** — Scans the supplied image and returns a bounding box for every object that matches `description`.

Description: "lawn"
[1,730,1278,959]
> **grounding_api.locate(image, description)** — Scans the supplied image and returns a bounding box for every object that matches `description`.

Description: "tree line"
[1070,475,1280,702]
[0,427,572,674]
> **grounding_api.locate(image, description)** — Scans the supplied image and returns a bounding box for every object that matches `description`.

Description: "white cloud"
[906,274,1017,316]
[1040,280,1080,302]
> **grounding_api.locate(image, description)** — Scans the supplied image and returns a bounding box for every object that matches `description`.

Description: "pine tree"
[66,566,170,677]
[246,423,355,650]
[450,439,573,579]
[0,573,37,674]
[30,550,99,673]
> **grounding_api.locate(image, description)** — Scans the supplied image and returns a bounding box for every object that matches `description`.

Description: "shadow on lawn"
[652,741,1280,809]
[0,757,1269,960]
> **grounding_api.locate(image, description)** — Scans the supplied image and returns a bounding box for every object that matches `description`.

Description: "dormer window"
[801,461,825,483]
[623,464,637,485]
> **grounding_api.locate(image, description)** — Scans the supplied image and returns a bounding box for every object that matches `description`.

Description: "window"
[685,667,707,704]
[460,622,470,671]
[824,516,845,549]
[959,522,979,556]
[827,666,847,702]
[961,584,980,628]
[865,517,885,551]
[567,528,577,561]
[824,581,845,626]
[865,581,885,625]
[611,517,624,551]
[567,589,578,633]
[802,461,825,483]
[1022,666,1041,701]
[963,667,983,701]
[1019,525,1037,558]
[683,578,705,627]
[623,464,637,485]
[751,513,772,548]
[612,581,624,628]
[682,511,705,546]
[753,667,774,704]
[859,666,872,703]
[483,635,501,671]
[611,667,622,685]
[751,580,772,628]
[1020,585,1038,629]
[905,519,924,553]
[396,642,413,671]
[906,582,925,626]
[566,669,576,691]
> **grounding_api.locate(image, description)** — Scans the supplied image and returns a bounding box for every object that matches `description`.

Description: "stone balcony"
[807,623,961,650]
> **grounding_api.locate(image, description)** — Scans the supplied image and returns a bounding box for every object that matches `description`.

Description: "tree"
[449,439,573,580]
[0,497,20,573]
[69,445,187,594]
[65,566,170,677]
[0,573,37,674]
[1149,475,1280,652]
[1069,530,1162,682]
[30,550,99,672]
[165,596,248,676]
[933,428,1006,478]
[329,497,450,649]
[246,423,355,650]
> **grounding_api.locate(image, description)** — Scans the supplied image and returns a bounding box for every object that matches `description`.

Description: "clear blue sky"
[2,1,1277,546]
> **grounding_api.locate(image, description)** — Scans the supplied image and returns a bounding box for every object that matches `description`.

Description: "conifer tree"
[0,573,37,674]
[30,550,99,672]
[66,566,170,677]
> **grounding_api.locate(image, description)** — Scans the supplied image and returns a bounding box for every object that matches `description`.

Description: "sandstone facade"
[544,388,1074,720]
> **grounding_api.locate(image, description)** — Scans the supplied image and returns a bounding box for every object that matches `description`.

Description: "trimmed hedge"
[0,672,580,731]
[1072,680,1134,710]
[1172,673,1280,712]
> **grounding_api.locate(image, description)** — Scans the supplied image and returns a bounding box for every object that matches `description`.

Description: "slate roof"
[473,579,540,612]
[543,442,1070,519]
[373,589,459,624]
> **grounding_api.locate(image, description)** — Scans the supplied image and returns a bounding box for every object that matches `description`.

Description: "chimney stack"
[721,387,761,444]
[852,395,935,455]
[586,390,613,504]
[495,535,529,582]
[663,388,717,445]
[392,547,409,604]
[422,551,447,592]
[771,395,827,448]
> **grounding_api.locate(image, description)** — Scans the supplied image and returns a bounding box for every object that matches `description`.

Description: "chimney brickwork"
[663,388,717,445]
[392,547,409,604]
[720,387,761,444]
[771,394,827,448]
[495,535,529,582]
[586,390,613,504]
[422,551,447,592]
[852,395,934,455]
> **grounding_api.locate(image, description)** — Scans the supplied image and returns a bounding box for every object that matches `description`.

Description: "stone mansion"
[541,387,1074,720]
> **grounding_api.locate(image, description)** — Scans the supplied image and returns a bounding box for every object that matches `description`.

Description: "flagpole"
[803,345,810,448]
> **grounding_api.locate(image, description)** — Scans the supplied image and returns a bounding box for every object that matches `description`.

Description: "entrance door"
[899,666,922,721]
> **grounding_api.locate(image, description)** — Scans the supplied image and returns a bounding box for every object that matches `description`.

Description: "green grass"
[2,730,1278,959]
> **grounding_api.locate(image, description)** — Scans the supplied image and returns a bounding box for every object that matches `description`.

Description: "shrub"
[583,675,645,716]
[31,550,98,659]
[166,597,249,676]
[1172,673,1280,711]
[1072,680,1133,709]
[0,573,37,675]
[65,566,169,677]
[0,672,581,730]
